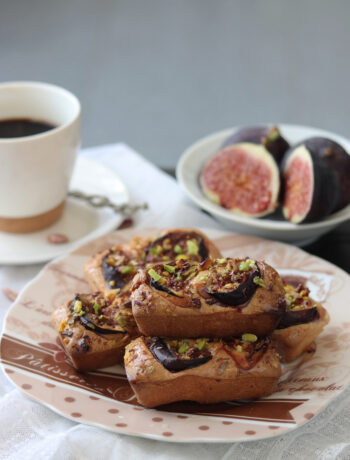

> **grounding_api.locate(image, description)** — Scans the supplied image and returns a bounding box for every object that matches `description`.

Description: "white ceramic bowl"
[176,124,350,246]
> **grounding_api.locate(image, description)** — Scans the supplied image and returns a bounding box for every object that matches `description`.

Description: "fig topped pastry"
[131,257,285,338]
[272,282,330,362]
[124,335,281,407]
[52,291,139,372]
[84,228,221,294]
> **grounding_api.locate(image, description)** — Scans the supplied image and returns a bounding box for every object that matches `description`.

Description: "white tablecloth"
[1,144,350,460]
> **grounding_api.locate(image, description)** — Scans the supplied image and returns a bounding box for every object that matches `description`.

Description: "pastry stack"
[52,228,329,408]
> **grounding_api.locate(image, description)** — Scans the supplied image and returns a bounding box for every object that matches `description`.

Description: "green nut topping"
[121,265,133,275]
[195,338,209,351]
[174,244,183,254]
[186,239,199,256]
[253,277,266,288]
[92,303,100,315]
[178,342,189,354]
[148,268,162,282]
[73,300,83,314]
[216,258,226,264]
[242,333,258,343]
[149,245,163,256]
[239,259,256,272]
[164,264,176,274]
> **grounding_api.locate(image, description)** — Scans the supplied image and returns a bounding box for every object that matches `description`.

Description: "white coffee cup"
[0,81,81,233]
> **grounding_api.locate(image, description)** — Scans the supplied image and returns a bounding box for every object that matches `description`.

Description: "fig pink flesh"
[283,156,313,221]
[201,147,273,214]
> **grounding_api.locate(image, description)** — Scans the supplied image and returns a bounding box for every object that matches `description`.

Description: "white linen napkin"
[1,143,350,460]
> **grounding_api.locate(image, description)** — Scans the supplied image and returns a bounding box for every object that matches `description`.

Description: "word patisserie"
[52,228,329,407]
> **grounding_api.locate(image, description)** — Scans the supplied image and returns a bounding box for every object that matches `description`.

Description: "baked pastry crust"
[52,294,139,372]
[124,336,281,407]
[272,304,329,363]
[83,228,221,294]
[131,258,285,338]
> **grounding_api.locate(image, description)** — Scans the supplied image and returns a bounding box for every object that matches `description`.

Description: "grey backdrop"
[1,0,349,168]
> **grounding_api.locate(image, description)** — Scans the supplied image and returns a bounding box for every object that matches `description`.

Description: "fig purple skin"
[79,313,126,334]
[150,278,183,297]
[222,126,290,164]
[102,254,130,290]
[277,307,319,329]
[206,267,260,307]
[145,231,208,262]
[282,141,340,223]
[149,338,212,372]
[70,298,125,335]
[303,137,350,211]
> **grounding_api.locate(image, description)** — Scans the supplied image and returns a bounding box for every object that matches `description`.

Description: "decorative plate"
[1,228,349,443]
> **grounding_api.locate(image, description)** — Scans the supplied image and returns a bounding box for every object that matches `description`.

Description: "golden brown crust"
[124,337,281,407]
[51,301,137,372]
[272,304,329,362]
[131,260,285,338]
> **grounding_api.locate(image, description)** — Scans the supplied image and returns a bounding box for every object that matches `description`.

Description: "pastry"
[52,292,139,372]
[124,335,281,407]
[272,283,330,362]
[131,257,285,337]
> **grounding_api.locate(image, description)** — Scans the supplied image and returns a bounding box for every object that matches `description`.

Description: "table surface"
[164,168,350,274]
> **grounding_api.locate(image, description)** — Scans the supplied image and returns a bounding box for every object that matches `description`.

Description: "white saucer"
[0,156,129,265]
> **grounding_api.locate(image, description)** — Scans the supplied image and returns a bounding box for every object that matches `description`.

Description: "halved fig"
[200,144,280,217]
[301,138,350,211]
[148,338,212,372]
[222,125,290,164]
[206,265,260,306]
[282,142,339,223]
[277,307,319,329]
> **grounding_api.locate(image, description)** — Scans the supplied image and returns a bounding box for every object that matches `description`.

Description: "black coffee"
[0,118,56,138]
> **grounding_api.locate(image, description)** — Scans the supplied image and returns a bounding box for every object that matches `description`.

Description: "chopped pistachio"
[116,314,127,327]
[109,280,115,287]
[148,268,162,282]
[121,265,133,275]
[216,258,226,264]
[253,277,266,288]
[177,273,183,281]
[176,254,190,261]
[236,345,243,352]
[92,303,100,315]
[239,259,256,272]
[174,244,183,254]
[186,239,199,256]
[195,338,209,351]
[242,333,258,343]
[178,342,190,354]
[149,245,163,255]
[164,264,176,274]
[106,256,116,266]
[147,366,154,374]
[73,300,83,314]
